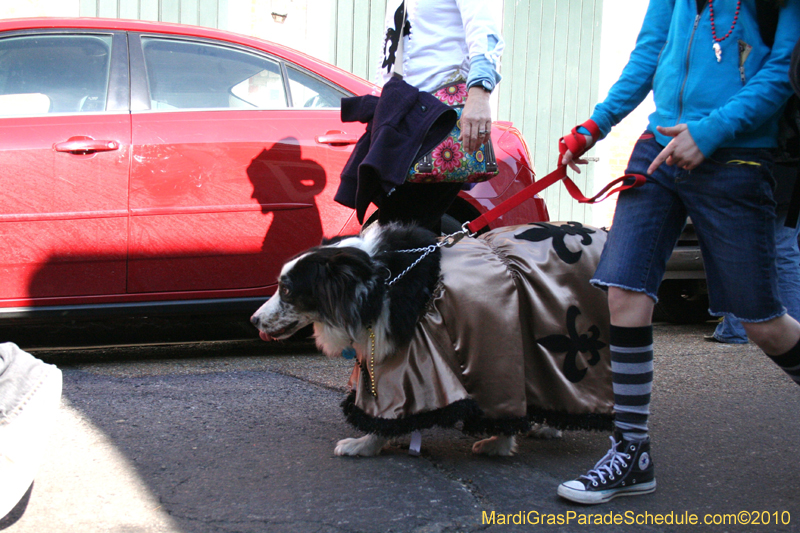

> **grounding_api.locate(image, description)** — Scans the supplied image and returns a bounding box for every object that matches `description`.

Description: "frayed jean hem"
[708,307,787,324]
[590,279,659,304]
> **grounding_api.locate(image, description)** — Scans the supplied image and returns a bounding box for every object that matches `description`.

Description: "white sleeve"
[454,0,505,69]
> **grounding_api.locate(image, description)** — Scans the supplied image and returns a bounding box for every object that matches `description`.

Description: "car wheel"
[653,279,712,324]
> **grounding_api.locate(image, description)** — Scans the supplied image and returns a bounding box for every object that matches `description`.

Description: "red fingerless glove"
[558,119,600,164]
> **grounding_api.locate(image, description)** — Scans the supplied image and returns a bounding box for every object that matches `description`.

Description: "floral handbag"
[406,80,499,184]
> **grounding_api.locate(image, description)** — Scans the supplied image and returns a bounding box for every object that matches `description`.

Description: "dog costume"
[343,222,614,436]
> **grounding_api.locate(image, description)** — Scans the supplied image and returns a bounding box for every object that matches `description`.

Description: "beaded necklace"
[367,326,377,398]
[709,0,742,62]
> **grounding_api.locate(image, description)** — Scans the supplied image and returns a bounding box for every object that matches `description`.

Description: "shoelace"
[579,436,631,486]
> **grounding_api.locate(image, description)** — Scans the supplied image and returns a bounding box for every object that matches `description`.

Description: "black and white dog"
[252,222,440,361]
[251,221,612,457]
[251,222,454,456]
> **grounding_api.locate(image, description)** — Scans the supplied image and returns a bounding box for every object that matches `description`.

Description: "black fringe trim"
[340,393,614,436]
[527,406,614,432]
[341,392,482,438]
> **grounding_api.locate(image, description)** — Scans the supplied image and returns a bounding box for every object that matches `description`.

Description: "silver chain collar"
[385,223,475,287]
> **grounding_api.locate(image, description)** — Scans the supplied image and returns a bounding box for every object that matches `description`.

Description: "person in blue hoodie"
[557,0,800,505]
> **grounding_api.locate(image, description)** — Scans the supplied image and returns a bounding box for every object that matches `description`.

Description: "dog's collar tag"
[441,232,466,247]
[409,430,422,456]
[388,224,475,286]
[441,223,476,248]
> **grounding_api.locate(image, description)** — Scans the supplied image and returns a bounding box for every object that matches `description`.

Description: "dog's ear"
[311,248,385,327]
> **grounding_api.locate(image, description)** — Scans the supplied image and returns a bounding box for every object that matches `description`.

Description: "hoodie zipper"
[676,13,702,125]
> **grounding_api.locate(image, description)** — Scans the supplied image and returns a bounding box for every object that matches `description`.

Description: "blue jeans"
[593,135,785,323]
[713,210,800,342]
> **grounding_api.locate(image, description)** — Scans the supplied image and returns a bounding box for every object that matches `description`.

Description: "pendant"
[713,42,722,62]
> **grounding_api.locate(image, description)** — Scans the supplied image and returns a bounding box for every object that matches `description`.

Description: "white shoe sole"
[557,479,656,505]
[0,364,62,519]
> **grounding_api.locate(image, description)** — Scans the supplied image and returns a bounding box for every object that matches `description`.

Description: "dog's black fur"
[252,223,441,353]
[368,224,442,345]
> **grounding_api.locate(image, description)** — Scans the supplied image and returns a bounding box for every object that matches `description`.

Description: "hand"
[561,134,595,173]
[459,87,492,153]
[647,124,704,174]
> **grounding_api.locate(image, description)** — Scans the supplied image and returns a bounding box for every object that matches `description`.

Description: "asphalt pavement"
[3,322,800,533]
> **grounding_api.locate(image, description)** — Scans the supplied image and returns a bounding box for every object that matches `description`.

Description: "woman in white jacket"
[375,0,504,233]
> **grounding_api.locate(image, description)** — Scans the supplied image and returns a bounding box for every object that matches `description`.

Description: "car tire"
[653,279,712,324]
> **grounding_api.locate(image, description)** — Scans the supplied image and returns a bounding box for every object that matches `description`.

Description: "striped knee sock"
[766,337,800,385]
[610,325,653,442]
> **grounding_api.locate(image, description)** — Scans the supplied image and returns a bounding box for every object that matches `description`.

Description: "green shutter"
[140,0,160,21]
[331,0,385,83]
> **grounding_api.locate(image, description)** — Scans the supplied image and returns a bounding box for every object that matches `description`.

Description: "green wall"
[79,0,228,27]
[330,0,386,82]
[498,0,603,223]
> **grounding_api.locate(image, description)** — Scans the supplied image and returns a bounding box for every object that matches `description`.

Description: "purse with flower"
[406,80,499,184]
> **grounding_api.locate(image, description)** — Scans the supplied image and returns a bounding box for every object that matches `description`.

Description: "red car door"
[127,34,360,295]
[0,31,130,303]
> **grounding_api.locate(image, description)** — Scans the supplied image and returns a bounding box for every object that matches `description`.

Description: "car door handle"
[315,132,359,146]
[54,137,120,153]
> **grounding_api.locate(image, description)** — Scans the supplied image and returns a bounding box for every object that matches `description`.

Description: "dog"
[251,221,614,457]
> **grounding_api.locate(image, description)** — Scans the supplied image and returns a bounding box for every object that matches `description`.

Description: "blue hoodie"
[590,0,800,157]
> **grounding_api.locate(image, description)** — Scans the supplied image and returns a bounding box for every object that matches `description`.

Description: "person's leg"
[558,136,683,504]
[558,291,659,504]
[607,289,654,441]
[744,315,800,381]
[683,149,800,380]
[709,210,800,344]
[740,211,800,369]
[774,210,800,321]
[740,309,800,389]
[711,314,749,343]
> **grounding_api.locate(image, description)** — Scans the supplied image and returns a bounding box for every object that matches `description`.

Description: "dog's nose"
[250,314,259,327]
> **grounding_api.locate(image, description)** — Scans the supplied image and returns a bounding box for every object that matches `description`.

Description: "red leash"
[466,120,646,234]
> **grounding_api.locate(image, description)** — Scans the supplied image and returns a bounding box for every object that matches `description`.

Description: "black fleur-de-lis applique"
[536,306,606,383]
[381,2,411,74]
[516,222,595,264]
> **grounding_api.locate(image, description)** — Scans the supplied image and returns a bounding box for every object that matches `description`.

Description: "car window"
[141,37,288,110]
[286,66,348,108]
[0,34,112,116]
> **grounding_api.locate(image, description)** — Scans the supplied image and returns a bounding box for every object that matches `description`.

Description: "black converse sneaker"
[557,432,656,504]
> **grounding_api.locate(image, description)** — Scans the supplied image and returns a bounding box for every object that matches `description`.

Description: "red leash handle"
[559,119,601,164]
[562,173,648,204]
[466,120,645,234]
[467,156,566,234]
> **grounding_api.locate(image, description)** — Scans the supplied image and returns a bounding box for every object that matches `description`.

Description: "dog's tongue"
[259,331,273,341]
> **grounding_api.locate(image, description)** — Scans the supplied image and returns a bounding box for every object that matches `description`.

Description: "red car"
[0,18,548,323]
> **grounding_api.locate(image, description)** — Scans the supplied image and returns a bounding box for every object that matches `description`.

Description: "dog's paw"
[471,435,517,456]
[526,423,563,440]
[334,434,387,457]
